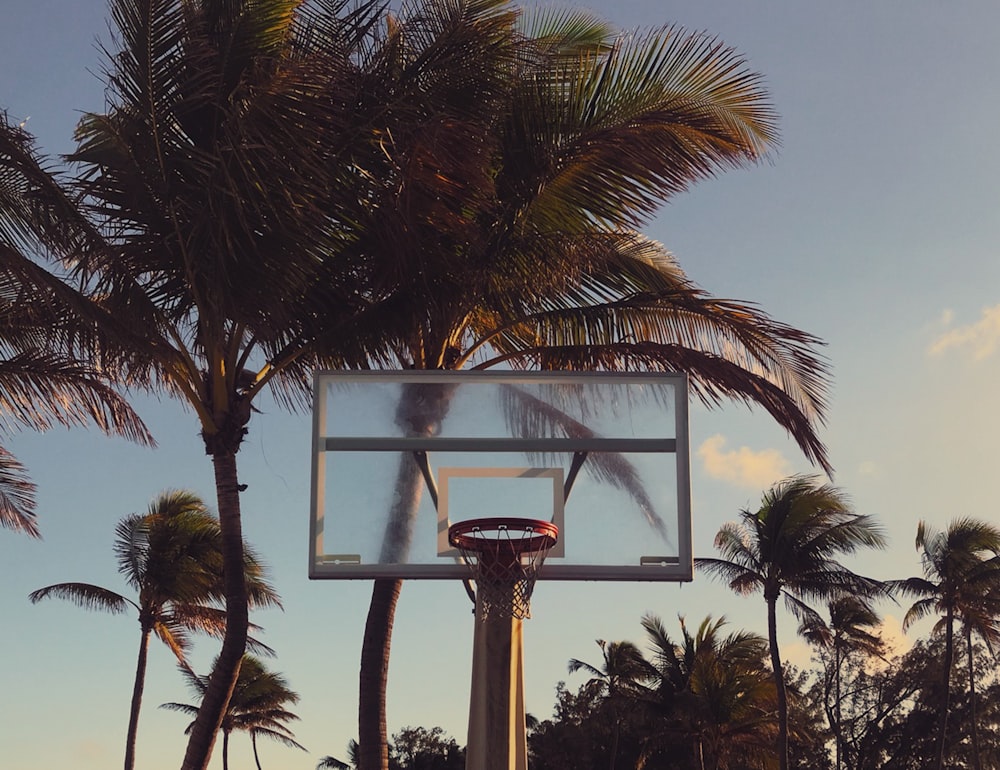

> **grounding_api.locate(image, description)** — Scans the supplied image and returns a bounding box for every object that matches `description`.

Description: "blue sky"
[4,1,1000,768]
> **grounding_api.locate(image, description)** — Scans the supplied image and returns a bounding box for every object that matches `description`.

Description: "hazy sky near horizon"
[4,1,1000,769]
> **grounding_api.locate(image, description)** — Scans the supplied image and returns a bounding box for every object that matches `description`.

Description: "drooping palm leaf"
[28,582,132,613]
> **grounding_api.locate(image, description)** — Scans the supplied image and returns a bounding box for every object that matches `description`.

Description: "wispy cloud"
[928,304,1000,360]
[697,435,792,489]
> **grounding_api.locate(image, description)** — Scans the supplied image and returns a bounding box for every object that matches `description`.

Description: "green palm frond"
[518,5,613,56]
[508,24,776,231]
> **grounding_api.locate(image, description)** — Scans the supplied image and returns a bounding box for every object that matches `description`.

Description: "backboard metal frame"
[308,369,692,581]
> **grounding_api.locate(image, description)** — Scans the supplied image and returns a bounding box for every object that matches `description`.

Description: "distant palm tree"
[894,518,1000,770]
[163,655,306,770]
[569,639,655,770]
[697,476,888,770]
[317,755,352,770]
[799,596,883,770]
[641,614,776,770]
[29,490,280,770]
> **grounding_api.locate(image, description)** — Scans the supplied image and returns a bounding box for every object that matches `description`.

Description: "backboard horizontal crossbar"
[323,437,677,452]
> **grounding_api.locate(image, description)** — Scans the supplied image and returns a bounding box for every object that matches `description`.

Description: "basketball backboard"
[308,370,691,581]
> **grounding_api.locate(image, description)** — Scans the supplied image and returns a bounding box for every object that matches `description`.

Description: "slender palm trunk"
[766,594,789,770]
[608,701,620,770]
[834,645,843,770]
[222,729,230,770]
[123,626,151,770]
[966,624,982,770]
[253,731,264,770]
[358,383,451,770]
[935,610,955,770]
[359,578,402,770]
[181,451,250,770]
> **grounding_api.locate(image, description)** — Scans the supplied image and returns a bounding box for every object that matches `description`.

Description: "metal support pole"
[465,602,527,770]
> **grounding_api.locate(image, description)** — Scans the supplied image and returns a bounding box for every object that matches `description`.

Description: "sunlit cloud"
[697,435,792,489]
[879,614,912,659]
[75,739,110,762]
[928,304,1000,360]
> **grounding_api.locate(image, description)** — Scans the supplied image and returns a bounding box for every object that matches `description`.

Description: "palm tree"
[697,476,888,770]
[163,655,306,770]
[28,490,280,770]
[0,114,153,536]
[318,754,353,770]
[799,597,884,770]
[350,4,835,766]
[568,639,655,770]
[2,2,395,766]
[893,518,1000,770]
[5,5,833,770]
[641,614,777,770]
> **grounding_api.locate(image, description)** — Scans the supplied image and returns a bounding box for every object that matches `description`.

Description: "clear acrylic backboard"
[308,370,692,581]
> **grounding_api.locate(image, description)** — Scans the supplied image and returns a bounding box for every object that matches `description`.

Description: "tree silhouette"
[29,490,279,770]
[698,476,887,770]
[799,597,884,770]
[894,518,1000,770]
[163,655,305,770]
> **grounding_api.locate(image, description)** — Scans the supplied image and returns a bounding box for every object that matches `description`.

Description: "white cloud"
[928,304,1000,360]
[697,435,792,489]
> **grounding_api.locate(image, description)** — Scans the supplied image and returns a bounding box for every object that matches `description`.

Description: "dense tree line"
[524,619,1000,770]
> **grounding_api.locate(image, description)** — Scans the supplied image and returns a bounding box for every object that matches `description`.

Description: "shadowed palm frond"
[28,582,132,613]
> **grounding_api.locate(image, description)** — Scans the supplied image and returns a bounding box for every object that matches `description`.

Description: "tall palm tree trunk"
[123,626,151,770]
[181,451,250,770]
[608,703,620,770]
[935,611,955,770]
[359,578,402,770]
[966,624,983,770]
[766,594,789,770]
[359,383,451,770]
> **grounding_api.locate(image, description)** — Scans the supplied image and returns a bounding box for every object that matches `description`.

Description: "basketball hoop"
[448,517,558,620]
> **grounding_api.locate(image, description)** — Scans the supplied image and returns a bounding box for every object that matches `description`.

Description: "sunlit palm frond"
[509,24,776,232]
[154,616,192,662]
[0,350,150,444]
[0,446,37,536]
[517,4,613,58]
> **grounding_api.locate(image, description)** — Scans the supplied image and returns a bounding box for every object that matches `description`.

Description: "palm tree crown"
[28,490,280,770]
[641,614,777,770]
[893,518,1000,770]
[163,655,306,770]
[697,475,887,770]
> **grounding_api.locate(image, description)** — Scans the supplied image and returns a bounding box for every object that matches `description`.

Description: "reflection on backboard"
[308,370,691,581]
